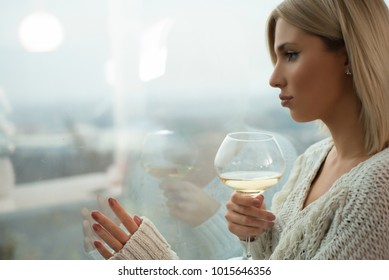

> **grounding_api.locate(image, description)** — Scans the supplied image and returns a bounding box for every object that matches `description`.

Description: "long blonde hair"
[267,0,389,154]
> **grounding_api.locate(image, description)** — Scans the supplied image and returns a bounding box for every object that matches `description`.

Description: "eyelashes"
[273,50,300,64]
[285,51,299,62]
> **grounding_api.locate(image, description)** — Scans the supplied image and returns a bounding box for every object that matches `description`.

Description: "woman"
[90,0,389,260]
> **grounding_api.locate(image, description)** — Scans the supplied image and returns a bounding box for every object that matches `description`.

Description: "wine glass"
[140,129,197,249]
[141,130,197,180]
[214,132,285,259]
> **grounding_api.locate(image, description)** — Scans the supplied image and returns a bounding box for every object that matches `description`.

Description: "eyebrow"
[275,42,299,52]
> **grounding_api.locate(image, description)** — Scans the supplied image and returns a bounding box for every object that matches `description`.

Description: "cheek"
[291,65,321,96]
[288,63,335,121]
[292,59,342,98]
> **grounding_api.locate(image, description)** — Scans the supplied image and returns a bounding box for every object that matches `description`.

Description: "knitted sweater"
[252,138,389,259]
[111,138,389,260]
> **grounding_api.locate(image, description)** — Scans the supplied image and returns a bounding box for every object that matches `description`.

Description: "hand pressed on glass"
[91,197,142,259]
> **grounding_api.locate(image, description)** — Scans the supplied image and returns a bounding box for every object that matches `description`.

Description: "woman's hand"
[91,197,141,259]
[160,180,220,227]
[225,192,276,240]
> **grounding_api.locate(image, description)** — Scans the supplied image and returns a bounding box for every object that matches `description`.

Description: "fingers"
[89,197,141,259]
[230,192,263,207]
[225,192,276,239]
[91,211,130,246]
[97,195,120,225]
[161,181,194,201]
[108,198,139,235]
[165,199,185,211]
[225,210,274,238]
[161,182,190,215]
[226,200,276,222]
[81,208,104,244]
[134,215,142,227]
[161,181,202,206]
[94,240,114,260]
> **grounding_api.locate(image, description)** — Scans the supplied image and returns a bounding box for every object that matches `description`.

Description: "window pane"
[0,0,327,260]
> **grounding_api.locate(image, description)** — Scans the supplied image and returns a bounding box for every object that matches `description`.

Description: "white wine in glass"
[214,132,285,259]
[143,163,194,179]
[219,171,282,196]
[141,130,197,180]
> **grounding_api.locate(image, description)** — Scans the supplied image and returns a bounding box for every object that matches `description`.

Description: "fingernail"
[94,240,102,248]
[108,197,115,207]
[134,215,142,224]
[252,199,262,207]
[268,212,276,221]
[91,211,99,220]
[92,223,101,231]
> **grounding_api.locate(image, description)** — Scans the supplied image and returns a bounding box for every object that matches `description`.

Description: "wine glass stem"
[243,236,252,260]
[242,191,261,260]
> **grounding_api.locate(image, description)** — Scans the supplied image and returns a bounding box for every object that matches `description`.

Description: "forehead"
[275,19,300,37]
[273,18,323,51]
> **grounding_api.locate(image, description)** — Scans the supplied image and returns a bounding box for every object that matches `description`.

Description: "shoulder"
[356,146,389,188]
[343,147,389,216]
[369,146,389,167]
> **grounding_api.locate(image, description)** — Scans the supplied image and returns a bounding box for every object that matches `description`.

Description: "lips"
[279,94,293,107]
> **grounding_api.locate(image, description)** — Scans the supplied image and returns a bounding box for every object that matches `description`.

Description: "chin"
[289,111,315,123]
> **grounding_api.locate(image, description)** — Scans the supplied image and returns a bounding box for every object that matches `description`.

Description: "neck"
[323,106,367,161]
[319,80,371,160]
[324,123,368,164]
[329,130,367,161]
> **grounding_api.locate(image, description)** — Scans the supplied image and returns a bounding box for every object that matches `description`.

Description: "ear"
[338,47,351,73]
[339,47,350,67]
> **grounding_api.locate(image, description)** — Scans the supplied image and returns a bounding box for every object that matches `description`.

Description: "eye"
[285,51,299,62]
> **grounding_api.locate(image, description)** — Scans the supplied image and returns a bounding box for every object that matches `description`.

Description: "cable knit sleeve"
[109,217,179,260]
[312,156,389,259]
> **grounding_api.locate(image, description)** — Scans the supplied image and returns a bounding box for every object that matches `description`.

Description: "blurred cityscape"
[9,100,114,184]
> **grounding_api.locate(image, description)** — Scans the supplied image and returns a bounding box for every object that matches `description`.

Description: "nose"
[269,65,285,88]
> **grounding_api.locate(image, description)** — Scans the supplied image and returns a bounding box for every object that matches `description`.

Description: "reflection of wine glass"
[141,130,197,180]
[140,129,197,248]
[214,132,285,259]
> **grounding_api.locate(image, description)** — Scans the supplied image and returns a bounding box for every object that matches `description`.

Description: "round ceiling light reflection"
[18,11,64,52]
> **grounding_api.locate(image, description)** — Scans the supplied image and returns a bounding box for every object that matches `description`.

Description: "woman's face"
[269,18,353,123]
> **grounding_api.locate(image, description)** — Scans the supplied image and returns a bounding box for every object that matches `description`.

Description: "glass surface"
[141,130,197,180]
[0,0,328,260]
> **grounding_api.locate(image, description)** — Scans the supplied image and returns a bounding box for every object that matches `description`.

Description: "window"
[0,0,326,260]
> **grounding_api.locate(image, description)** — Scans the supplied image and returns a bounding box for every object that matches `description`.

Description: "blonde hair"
[267,0,389,154]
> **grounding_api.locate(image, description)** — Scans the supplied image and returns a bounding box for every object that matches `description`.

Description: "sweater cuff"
[110,217,179,260]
